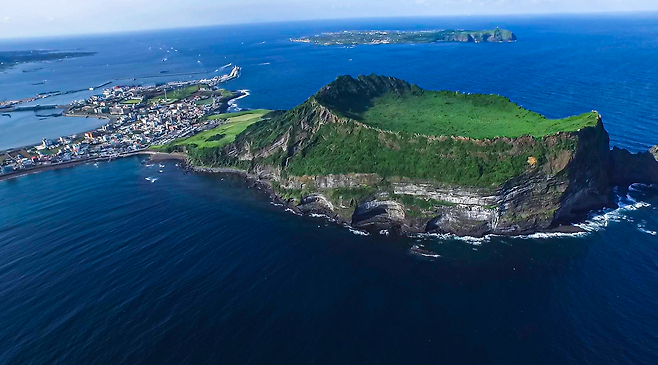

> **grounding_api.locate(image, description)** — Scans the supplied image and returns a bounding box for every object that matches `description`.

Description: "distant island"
[291,28,516,46]
[0,50,97,72]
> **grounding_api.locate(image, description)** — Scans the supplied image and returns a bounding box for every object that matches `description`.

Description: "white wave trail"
[348,228,370,236]
[227,90,250,112]
[575,192,651,232]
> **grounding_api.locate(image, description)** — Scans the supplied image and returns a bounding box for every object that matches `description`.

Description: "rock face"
[198,74,657,237]
[608,146,658,186]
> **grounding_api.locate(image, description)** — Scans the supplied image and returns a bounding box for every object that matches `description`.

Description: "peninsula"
[291,28,516,46]
[158,75,658,237]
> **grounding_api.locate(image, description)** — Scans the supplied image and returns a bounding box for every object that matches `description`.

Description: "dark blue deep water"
[1,14,658,364]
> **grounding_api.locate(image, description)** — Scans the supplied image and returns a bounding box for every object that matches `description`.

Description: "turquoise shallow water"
[1,14,658,365]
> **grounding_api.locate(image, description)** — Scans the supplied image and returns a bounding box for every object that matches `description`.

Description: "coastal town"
[0,66,242,177]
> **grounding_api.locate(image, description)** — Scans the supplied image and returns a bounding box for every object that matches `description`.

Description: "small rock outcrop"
[608,146,658,186]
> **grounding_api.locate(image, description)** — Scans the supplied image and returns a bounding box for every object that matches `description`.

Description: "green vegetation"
[39,147,60,156]
[205,133,226,142]
[121,99,142,105]
[341,91,598,139]
[194,90,235,105]
[218,89,235,98]
[205,109,271,121]
[173,110,271,149]
[195,97,214,105]
[282,121,577,187]
[397,195,453,218]
[149,85,202,105]
[272,187,306,205]
[325,186,378,205]
[181,75,595,188]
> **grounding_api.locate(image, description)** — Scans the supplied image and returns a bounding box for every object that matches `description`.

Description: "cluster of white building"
[1,67,242,175]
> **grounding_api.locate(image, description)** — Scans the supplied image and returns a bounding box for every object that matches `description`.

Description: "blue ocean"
[1,14,658,364]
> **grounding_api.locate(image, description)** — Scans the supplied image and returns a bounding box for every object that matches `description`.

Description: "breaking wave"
[412,232,488,245]
[348,228,370,236]
[575,190,652,233]
[284,208,302,216]
[227,90,250,112]
[519,231,589,239]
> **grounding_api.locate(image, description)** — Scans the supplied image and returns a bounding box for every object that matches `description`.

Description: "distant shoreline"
[1,113,112,154]
[0,151,185,182]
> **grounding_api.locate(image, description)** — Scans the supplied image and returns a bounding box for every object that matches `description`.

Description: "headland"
[155,74,658,237]
[3,72,658,238]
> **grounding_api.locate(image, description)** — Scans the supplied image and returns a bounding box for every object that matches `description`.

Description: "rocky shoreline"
[3,147,651,239]
[174,156,596,238]
[3,138,654,240]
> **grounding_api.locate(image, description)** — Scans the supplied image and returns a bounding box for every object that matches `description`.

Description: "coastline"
[0,150,185,182]
[183,161,587,238]
[2,79,245,155]
[0,149,590,239]
[1,112,113,154]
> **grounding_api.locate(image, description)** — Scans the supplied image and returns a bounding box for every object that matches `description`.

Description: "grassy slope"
[284,121,575,187]
[191,76,595,187]
[174,110,270,148]
[205,109,270,121]
[354,92,598,139]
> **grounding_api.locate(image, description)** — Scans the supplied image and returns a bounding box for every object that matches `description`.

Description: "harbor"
[0,66,242,179]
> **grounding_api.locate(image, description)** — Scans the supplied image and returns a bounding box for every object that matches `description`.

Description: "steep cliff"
[188,75,634,236]
[608,146,658,186]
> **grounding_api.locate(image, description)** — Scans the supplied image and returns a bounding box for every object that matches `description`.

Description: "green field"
[346,92,598,139]
[218,89,235,98]
[149,85,202,105]
[195,97,214,105]
[173,110,271,148]
[121,99,142,105]
[205,109,270,121]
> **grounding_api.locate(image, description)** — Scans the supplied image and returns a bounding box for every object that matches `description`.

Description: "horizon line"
[1,9,657,43]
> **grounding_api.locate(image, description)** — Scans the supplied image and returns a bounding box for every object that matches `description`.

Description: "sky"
[1,0,658,39]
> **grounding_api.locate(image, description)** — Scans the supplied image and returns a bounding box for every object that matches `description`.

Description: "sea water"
[1,14,658,364]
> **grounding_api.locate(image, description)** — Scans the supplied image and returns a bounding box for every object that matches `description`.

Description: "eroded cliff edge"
[181,75,657,237]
